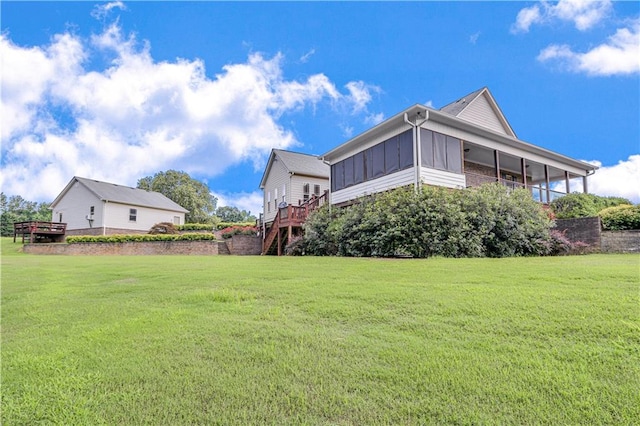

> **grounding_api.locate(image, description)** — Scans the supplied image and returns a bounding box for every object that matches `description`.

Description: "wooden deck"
[262,192,328,255]
[13,221,67,243]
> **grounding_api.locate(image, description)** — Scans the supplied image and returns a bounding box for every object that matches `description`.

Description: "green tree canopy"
[550,193,632,219]
[137,170,217,224]
[215,206,256,223]
[0,193,52,236]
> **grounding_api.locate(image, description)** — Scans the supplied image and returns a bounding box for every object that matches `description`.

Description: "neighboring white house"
[321,87,598,206]
[50,176,189,235]
[259,149,330,224]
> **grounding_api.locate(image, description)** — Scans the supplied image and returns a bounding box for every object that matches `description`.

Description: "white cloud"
[469,31,481,44]
[537,20,640,76]
[91,1,126,20]
[512,0,612,33]
[212,190,263,217]
[587,155,640,203]
[299,48,315,63]
[0,23,380,201]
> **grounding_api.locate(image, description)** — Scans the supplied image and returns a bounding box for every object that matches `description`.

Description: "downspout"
[102,200,107,235]
[320,158,332,213]
[404,110,428,192]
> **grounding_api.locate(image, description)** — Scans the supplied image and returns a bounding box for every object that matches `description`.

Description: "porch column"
[583,176,589,194]
[521,158,527,189]
[494,150,501,183]
[565,171,571,194]
[544,165,550,203]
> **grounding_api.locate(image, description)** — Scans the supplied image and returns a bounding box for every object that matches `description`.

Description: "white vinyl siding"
[290,175,328,205]
[104,203,184,231]
[50,182,103,231]
[262,159,290,223]
[421,168,466,189]
[331,167,414,205]
[458,93,510,135]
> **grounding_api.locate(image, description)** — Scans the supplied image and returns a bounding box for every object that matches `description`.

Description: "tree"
[0,193,52,236]
[550,193,632,219]
[215,206,256,223]
[137,170,217,224]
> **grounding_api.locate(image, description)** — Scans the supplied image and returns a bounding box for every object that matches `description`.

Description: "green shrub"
[302,184,553,258]
[177,223,215,231]
[216,222,255,230]
[599,204,640,230]
[550,193,631,219]
[66,233,215,244]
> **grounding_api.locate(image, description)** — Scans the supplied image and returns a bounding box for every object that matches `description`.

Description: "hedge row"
[299,184,577,258]
[220,225,259,239]
[599,204,640,231]
[66,233,216,244]
[176,223,215,231]
[216,222,256,230]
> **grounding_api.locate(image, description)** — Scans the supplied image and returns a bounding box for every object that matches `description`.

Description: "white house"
[321,87,598,206]
[259,149,330,224]
[50,176,189,235]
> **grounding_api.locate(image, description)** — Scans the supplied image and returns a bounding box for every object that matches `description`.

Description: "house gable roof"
[439,87,517,138]
[259,149,329,188]
[51,176,189,213]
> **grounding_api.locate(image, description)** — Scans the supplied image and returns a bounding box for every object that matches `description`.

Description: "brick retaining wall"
[601,230,640,253]
[226,235,262,255]
[24,240,219,255]
[554,217,601,249]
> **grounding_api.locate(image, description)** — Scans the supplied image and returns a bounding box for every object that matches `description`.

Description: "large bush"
[599,204,640,230]
[302,184,554,258]
[550,193,631,219]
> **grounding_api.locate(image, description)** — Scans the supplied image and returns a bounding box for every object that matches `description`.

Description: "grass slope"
[1,238,639,424]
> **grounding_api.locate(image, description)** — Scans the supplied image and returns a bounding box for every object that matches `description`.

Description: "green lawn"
[1,238,638,424]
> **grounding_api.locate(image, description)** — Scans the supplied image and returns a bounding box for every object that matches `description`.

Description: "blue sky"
[2,1,639,214]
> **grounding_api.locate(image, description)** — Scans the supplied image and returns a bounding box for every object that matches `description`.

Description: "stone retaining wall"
[601,230,640,253]
[24,240,219,255]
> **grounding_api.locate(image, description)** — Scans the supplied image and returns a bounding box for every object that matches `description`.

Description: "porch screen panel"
[365,148,374,181]
[420,129,434,167]
[344,156,355,188]
[332,161,345,191]
[385,137,399,174]
[446,135,462,173]
[354,151,364,185]
[399,129,413,170]
[372,143,385,178]
[434,132,447,170]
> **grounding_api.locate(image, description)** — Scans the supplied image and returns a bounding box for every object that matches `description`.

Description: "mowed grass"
[1,238,638,425]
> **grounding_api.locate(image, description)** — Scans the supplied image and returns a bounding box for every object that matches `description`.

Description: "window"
[371,143,385,178]
[314,184,321,196]
[354,152,364,184]
[434,132,447,170]
[173,216,180,225]
[58,213,63,222]
[90,206,95,215]
[129,208,137,222]
[303,183,310,202]
[282,184,286,202]
[332,160,345,192]
[446,135,462,173]
[274,188,278,201]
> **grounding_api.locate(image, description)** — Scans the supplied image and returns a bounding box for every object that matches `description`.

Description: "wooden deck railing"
[14,221,67,243]
[262,191,328,255]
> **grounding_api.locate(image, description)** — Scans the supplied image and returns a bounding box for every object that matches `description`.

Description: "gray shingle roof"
[439,87,485,116]
[274,149,329,177]
[73,177,189,212]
